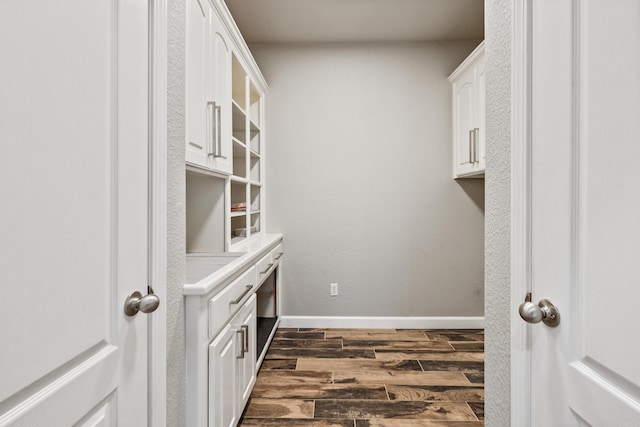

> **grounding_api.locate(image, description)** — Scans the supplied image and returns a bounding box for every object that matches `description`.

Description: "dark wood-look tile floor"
[239,329,484,427]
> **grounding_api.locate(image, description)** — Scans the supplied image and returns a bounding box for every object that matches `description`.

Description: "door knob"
[124,287,160,317]
[518,293,560,327]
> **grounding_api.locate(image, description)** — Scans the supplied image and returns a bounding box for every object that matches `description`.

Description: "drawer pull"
[236,329,245,359]
[260,263,274,274]
[229,285,253,305]
[273,253,284,261]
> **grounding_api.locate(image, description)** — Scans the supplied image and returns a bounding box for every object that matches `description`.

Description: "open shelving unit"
[229,53,263,248]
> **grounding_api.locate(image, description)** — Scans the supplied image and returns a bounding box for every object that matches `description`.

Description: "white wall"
[251,41,485,319]
[485,0,512,424]
[167,0,187,424]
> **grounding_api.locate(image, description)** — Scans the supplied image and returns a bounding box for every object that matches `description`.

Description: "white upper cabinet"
[449,42,485,178]
[186,0,232,175]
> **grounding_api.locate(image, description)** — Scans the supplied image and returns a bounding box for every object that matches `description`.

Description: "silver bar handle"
[473,128,480,164]
[472,128,476,163]
[273,253,284,261]
[260,263,274,275]
[468,129,473,164]
[207,101,216,157]
[236,329,245,359]
[206,102,227,159]
[241,325,249,352]
[229,285,253,305]
[214,104,226,159]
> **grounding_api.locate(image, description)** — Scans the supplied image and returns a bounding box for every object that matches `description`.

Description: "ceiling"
[224,0,484,44]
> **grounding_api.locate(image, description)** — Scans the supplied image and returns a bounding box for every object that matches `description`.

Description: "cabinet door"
[475,54,486,171]
[235,295,257,411]
[452,67,477,177]
[209,324,239,427]
[186,0,211,168]
[209,13,233,175]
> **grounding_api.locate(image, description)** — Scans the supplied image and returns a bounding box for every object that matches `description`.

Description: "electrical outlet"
[330,283,338,296]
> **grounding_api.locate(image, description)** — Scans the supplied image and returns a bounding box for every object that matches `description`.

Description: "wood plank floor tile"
[240,419,356,427]
[243,398,314,419]
[355,420,484,426]
[418,360,484,373]
[425,332,484,342]
[270,339,343,349]
[255,370,333,386]
[241,329,485,427]
[267,348,376,359]
[386,385,484,402]
[333,371,471,386]
[343,341,453,350]
[251,384,388,400]
[275,331,326,340]
[374,351,483,362]
[297,358,422,372]
[300,328,397,333]
[467,402,484,420]
[314,400,477,421]
[260,359,298,370]
[463,373,484,385]
[325,331,429,341]
[423,329,484,335]
[449,342,484,351]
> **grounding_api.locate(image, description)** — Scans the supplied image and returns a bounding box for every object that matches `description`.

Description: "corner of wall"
[167,0,187,425]
[485,0,513,425]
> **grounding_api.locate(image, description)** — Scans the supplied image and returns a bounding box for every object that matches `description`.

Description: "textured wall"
[166,0,187,424]
[485,0,512,424]
[252,42,485,319]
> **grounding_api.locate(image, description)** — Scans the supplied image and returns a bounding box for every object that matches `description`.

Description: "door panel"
[0,0,149,424]
[454,74,475,174]
[530,0,640,424]
[186,0,211,167]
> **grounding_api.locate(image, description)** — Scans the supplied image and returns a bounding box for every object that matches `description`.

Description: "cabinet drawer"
[255,252,274,283]
[271,243,284,264]
[209,266,257,338]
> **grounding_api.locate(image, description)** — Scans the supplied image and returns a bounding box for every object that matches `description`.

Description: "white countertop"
[183,233,283,296]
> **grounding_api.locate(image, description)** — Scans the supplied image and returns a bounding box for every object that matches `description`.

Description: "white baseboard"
[278,316,484,330]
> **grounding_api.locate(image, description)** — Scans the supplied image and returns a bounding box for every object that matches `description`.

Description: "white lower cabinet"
[235,295,257,408]
[209,294,256,427]
[185,235,283,427]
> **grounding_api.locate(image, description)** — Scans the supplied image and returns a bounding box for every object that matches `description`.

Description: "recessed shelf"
[232,55,246,108]
[249,81,261,128]
[232,136,246,148]
[232,140,247,178]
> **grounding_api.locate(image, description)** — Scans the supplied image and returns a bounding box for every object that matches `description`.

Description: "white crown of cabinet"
[449,41,485,179]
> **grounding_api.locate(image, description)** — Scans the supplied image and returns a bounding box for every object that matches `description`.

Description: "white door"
[0,0,152,425]
[525,0,640,424]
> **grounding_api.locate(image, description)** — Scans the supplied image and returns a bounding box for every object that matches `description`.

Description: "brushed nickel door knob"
[519,293,560,327]
[124,289,160,317]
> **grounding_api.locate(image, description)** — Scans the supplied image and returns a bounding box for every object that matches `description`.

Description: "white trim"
[148,0,167,425]
[279,316,485,330]
[511,0,532,425]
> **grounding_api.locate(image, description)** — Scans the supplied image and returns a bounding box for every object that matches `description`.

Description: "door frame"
[149,0,167,425]
[511,0,533,425]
